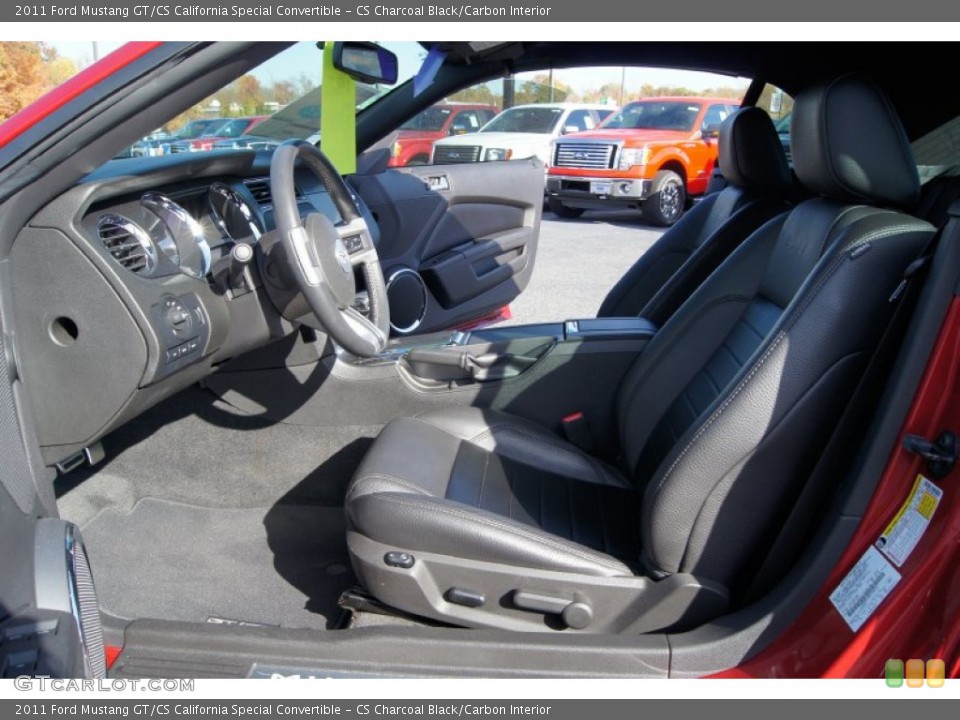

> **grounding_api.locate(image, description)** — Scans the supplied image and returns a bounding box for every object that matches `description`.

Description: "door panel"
[349,158,543,335]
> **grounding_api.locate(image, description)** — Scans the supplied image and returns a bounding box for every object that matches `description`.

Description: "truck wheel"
[644,170,686,227]
[547,197,585,219]
[406,155,430,166]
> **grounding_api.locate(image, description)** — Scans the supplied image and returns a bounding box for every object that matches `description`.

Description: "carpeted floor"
[57,386,380,630]
[82,499,352,629]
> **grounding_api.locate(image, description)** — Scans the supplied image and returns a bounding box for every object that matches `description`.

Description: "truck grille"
[554,142,617,170]
[434,145,481,164]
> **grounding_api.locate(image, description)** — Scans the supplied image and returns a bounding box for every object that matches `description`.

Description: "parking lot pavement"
[499,209,667,326]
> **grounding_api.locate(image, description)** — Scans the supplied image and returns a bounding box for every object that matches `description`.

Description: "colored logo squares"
[885,658,945,687]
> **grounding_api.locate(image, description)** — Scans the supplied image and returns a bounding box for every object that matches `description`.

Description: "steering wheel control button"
[445,588,486,608]
[383,551,415,569]
[344,235,364,254]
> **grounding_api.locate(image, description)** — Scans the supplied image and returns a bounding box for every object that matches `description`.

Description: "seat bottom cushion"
[345,408,639,578]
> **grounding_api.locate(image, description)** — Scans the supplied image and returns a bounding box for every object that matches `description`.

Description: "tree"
[236,75,263,115]
[0,43,46,122]
[43,56,78,88]
[448,84,501,108]
[272,80,296,106]
[294,72,319,97]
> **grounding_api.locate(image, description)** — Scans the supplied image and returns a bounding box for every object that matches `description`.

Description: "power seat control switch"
[384,551,415,569]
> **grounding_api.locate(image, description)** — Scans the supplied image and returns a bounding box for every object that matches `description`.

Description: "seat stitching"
[371,494,632,573]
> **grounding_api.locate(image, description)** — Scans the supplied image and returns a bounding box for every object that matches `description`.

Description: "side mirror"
[449,124,469,136]
[562,125,581,135]
[332,42,399,86]
[701,123,721,139]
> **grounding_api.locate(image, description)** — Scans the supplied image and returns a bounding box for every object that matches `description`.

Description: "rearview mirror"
[332,42,399,86]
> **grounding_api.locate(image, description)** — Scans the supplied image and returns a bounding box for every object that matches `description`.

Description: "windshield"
[602,100,702,132]
[481,107,563,134]
[400,106,453,132]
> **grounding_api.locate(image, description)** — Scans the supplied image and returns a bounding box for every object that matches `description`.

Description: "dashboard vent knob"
[97,214,157,276]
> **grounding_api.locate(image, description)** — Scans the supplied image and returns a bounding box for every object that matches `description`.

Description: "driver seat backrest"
[619,73,932,587]
[598,106,792,324]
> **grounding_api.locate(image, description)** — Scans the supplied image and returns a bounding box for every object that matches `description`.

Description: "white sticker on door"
[829,545,901,633]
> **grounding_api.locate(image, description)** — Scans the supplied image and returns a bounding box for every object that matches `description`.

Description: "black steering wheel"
[270,140,389,357]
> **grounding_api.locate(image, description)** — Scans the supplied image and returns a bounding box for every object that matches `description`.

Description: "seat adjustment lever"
[512,591,593,629]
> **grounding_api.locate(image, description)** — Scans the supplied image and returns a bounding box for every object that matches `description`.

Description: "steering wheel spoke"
[270,140,390,357]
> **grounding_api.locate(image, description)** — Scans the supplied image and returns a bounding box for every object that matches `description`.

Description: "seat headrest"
[718,106,791,194]
[792,73,920,209]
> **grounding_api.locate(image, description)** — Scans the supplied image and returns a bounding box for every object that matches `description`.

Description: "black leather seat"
[598,106,791,324]
[345,75,935,632]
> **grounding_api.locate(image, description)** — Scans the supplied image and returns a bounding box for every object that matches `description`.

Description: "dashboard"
[9,150,379,466]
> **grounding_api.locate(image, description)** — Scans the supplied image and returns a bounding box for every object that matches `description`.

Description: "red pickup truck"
[389,102,499,167]
[546,97,739,226]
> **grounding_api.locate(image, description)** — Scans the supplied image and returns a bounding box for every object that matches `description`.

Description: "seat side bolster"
[641,200,791,326]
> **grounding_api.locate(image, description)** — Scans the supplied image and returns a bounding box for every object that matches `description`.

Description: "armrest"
[563,317,658,340]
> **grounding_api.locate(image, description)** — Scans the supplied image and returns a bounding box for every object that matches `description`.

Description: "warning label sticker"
[876,474,943,567]
[829,545,901,633]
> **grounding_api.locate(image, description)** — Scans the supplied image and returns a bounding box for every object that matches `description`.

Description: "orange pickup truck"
[546,97,739,226]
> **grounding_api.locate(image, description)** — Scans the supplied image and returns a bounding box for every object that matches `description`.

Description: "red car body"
[388,103,499,167]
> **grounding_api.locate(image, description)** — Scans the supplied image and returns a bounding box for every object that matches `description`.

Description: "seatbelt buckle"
[561,412,595,453]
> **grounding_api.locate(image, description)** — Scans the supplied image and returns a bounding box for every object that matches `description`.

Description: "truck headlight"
[618,147,651,171]
[391,140,402,158]
[484,148,512,161]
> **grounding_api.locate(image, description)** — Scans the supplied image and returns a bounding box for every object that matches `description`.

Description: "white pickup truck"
[430,102,615,177]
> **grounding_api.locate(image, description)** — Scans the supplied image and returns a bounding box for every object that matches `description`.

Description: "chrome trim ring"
[386,268,428,335]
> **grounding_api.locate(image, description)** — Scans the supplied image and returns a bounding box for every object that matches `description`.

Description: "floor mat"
[81,498,353,630]
[56,386,379,518]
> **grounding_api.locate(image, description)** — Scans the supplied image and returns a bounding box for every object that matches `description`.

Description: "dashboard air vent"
[243,177,303,208]
[243,178,273,207]
[97,214,156,276]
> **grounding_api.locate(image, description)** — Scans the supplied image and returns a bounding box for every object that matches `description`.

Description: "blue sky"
[50,41,748,95]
